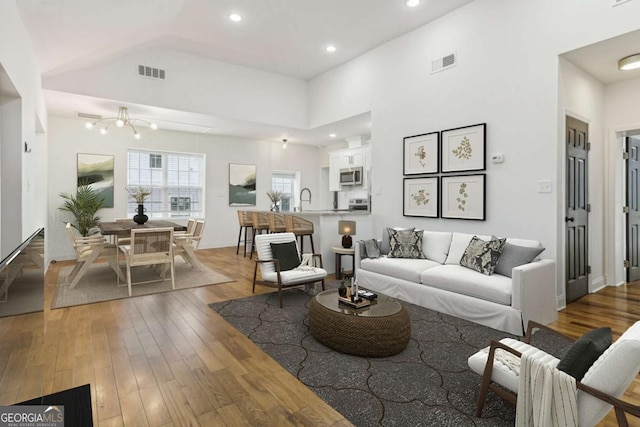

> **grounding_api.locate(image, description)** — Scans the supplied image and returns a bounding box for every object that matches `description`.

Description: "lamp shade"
[338,220,356,236]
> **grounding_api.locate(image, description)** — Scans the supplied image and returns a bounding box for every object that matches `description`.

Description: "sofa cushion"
[494,243,545,278]
[505,237,542,248]
[460,236,506,275]
[361,256,441,284]
[380,227,414,255]
[358,239,381,259]
[445,233,492,265]
[421,231,452,264]
[387,229,426,259]
[420,265,512,305]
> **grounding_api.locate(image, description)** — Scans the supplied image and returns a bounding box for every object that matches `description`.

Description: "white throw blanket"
[294,253,318,272]
[516,349,578,427]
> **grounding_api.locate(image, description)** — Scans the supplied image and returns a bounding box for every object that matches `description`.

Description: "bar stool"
[236,211,253,257]
[267,212,286,234]
[250,211,270,259]
[284,214,315,254]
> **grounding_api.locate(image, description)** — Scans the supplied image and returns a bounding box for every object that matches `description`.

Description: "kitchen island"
[291,210,372,277]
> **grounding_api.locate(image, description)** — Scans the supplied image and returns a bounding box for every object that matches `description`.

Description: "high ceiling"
[15,0,475,144]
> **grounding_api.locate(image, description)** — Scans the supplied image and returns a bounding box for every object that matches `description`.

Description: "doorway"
[565,116,589,303]
[626,136,640,282]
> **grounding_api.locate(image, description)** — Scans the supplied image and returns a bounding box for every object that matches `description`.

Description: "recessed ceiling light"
[406,0,420,7]
[325,45,337,53]
[229,13,242,22]
[619,54,640,71]
[329,133,336,138]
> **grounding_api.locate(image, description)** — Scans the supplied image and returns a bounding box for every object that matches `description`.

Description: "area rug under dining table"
[209,286,572,427]
[53,257,234,309]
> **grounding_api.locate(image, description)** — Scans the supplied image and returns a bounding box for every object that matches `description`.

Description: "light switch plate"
[537,180,552,193]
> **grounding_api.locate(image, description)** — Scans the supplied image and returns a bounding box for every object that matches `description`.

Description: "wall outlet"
[537,180,552,193]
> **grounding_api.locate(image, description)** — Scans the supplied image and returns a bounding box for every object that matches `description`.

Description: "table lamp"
[338,220,356,248]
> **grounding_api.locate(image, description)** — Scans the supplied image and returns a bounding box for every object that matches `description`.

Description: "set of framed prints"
[402,123,486,220]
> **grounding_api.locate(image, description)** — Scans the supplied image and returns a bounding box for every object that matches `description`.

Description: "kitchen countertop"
[292,210,370,216]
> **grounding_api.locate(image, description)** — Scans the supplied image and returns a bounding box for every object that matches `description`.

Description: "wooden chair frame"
[477,321,640,426]
[253,253,325,308]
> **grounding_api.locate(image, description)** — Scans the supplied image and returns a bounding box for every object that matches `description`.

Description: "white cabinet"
[328,146,371,191]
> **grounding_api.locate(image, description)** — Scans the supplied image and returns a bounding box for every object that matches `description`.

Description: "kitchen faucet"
[299,188,311,211]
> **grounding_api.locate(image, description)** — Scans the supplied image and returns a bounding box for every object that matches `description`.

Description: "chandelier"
[84,106,158,140]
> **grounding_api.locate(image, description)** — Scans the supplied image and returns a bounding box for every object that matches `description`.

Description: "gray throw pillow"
[387,229,425,259]
[380,227,414,254]
[556,327,612,381]
[494,243,545,278]
[357,240,369,259]
[364,239,381,258]
[460,236,506,275]
[270,241,300,271]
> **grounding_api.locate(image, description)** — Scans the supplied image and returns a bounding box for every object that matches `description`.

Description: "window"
[127,149,204,218]
[272,172,296,212]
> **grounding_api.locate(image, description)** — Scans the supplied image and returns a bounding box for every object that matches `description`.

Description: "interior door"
[626,136,640,282]
[565,116,589,303]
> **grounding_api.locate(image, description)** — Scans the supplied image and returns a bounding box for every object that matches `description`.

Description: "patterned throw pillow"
[387,228,425,259]
[460,236,506,275]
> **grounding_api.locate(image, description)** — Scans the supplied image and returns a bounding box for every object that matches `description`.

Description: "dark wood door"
[566,116,589,303]
[626,137,640,282]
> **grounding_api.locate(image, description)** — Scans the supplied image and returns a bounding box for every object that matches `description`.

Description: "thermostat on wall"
[491,153,504,163]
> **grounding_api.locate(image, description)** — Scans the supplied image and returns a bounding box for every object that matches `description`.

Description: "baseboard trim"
[557,295,566,311]
[590,276,606,293]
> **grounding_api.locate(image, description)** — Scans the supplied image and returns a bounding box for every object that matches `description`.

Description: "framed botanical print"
[77,153,114,208]
[403,177,439,218]
[229,163,256,206]
[440,123,486,173]
[441,174,485,220]
[403,132,439,175]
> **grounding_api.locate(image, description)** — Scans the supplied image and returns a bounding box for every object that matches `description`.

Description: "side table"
[331,246,355,279]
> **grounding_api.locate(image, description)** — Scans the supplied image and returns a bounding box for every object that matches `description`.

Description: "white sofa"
[355,230,557,336]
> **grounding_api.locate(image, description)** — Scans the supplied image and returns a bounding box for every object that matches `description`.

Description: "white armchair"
[253,232,327,307]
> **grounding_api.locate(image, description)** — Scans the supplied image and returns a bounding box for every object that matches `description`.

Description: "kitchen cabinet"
[328,146,371,191]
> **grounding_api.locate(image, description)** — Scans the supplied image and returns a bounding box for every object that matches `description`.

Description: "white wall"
[1,100,22,258]
[558,57,605,305]
[44,48,308,129]
[308,0,640,304]
[46,116,322,261]
[604,77,640,287]
[0,0,47,251]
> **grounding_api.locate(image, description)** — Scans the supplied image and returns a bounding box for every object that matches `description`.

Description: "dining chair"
[267,212,286,234]
[250,211,270,259]
[65,223,123,289]
[284,214,315,254]
[236,211,253,257]
[175,218,197,237]
[113,218,134,246]
[118,227,175,296]
[173,219,205,268]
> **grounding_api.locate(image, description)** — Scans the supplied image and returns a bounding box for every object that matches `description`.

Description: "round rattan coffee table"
[308,289,411,357]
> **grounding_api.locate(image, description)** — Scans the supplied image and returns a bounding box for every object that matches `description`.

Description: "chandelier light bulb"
[85,122,94,129]
[282,138,288,149]
[134,132,141,140]
[229,13,242,22]
[150,123,158,130]
[116,119,125,127]
[406,0,420,7]
[325,45,337,53]
[99,128,108,135]
[84,106,157,138]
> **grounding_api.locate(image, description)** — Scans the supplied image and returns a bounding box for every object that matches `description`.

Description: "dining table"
[98,219,188,237]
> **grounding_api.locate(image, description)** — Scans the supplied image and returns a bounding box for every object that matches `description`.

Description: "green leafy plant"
[59,182,106,236]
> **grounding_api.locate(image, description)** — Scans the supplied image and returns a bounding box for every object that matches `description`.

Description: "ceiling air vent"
[138,65,166,80]
[76,112,102,120]
[431,52,457,74]
[612,0,632,6]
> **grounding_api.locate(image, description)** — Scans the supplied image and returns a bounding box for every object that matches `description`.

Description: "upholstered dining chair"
[236,210,253,257]
[468,320,640,427]
[118,227,175,297]
[250,211,270,259]
[65,222,123,289]
[173,219,205,268]
[253,232,327,307]
[284,214,315,254]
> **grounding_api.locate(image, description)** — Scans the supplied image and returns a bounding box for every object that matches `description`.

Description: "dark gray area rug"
[209,285,571,427]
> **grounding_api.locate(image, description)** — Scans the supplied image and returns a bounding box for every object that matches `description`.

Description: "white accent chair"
[65,223,123,289]
[253,232,327,307]
[118,227,175,296]
[468,321,640,426]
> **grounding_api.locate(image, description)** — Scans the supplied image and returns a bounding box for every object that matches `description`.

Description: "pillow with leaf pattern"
[387,228,426,259]
[460,236,506,275]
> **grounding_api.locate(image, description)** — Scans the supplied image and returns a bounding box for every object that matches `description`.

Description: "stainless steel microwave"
[339,167,363,185]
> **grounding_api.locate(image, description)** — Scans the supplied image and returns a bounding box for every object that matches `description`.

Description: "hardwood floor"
[0,246,638,426]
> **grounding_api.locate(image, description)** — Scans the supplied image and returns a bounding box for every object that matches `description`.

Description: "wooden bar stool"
[250,211,270,259]
[267,212,286,234]
[284,214,315,254]
[236,210,253,257]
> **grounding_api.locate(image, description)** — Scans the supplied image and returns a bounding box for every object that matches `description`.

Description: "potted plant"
[126,186,152,224]
[266,190,282,211]
[59,183,106,236]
